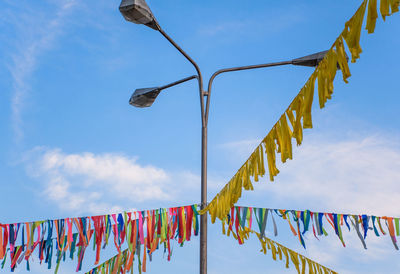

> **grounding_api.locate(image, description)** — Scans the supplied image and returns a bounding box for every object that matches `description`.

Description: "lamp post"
[119,1,332,273]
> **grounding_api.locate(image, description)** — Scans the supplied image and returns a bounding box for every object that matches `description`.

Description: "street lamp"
[129,75,197,107]
[119,1,345,273]
[292,50,328,67]
[119,0,159,30]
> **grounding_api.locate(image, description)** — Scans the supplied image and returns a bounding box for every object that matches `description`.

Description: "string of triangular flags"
[218,212,338,274]
[85,248,131,274]
[200,0,400,223]
[249,230,337,274]
[0,204,200,273]
[254,231,337,274]
[86,248,134,274]
[221,206,400,250]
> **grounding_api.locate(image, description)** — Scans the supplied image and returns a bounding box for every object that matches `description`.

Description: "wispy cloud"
[197,6,305,39]
[8,0,76,142]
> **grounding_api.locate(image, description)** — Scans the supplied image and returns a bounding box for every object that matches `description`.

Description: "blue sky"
[1,0,400,273]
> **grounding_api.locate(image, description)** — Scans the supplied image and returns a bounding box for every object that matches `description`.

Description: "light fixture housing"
[291,50,329,67]
[129,87,161,107]
[119,0,159,30]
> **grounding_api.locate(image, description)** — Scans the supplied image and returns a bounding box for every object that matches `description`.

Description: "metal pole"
[200,125,207,274]
[158,28,208,274]
[156,29,297,274]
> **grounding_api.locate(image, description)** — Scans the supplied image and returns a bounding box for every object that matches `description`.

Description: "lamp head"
[129,87,161,107]
[119,0,159,30]
[291,50,349,70]
[291,50,329,67]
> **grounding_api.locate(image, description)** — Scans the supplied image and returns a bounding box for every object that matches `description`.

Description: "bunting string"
[221,206,400,251]
[254,232,337,274]
[85,247,141,274]
[220,219,337,274]
[85,248,134,274]
[199,0,399,223]
[0,204,200,273]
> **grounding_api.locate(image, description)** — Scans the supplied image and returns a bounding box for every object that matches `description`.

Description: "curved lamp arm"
[158,28,206,127]
[205,60,293,124]
[159,75,198,91]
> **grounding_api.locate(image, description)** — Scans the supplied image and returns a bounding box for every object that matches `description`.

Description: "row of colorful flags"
[222,206,400,250]
[0,205,200,273]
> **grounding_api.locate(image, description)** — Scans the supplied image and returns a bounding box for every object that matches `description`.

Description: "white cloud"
[24,147,204,215]
[262,135,400,216]
[26,147,170,214]
[221,133,400,215]
[8,0,76,142]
